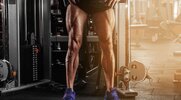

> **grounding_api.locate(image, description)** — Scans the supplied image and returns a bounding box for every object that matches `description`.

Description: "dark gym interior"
[0,0,181,100]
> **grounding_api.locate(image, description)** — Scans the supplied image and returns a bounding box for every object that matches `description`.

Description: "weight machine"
[115,1,147,97]
[0,0,51,94]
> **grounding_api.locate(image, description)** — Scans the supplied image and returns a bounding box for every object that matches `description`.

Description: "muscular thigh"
[92,9,115,43]
[66,4,87,38]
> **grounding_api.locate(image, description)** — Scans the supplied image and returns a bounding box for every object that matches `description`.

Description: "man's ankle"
[66,88,74,92]
[106,87,115,92]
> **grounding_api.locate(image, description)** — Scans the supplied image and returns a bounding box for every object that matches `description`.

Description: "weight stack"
[20,45,43,84]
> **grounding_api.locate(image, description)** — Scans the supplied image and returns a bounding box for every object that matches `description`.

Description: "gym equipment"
[20,45,43,84]
[0,0,51,94]
[116,61,146,97]
[114,1,147,97]
[0,60,16,82]
[87,15,97,36]
[0,60,16,90]
[51,5,67,36]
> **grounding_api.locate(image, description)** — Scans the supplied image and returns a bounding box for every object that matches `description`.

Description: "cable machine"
[115,0,148,97]
[0,0,51,93]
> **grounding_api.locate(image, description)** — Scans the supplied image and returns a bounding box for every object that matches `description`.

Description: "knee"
[68,36,82,53]
[99,38,114,55]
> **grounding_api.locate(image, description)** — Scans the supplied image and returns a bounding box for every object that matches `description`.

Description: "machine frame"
[0,0,51,94]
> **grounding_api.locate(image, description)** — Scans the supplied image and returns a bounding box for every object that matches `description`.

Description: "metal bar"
[56,36,68,42]
[51,36,99,42]
[39,0,42,44]
[41,0,51,79]
[118,3,126,68]
[126,0,130,66]
[40,0,44,45]
[24,0,27,41]
[2,0,10,59]
[2,0,6,59]
[16,0,21,87]
[8,0,21,87]
[86,66,98,74]
[34,0,37,39]
[1,79,50,94]
[86,36,99,42]
[116,2,127,88]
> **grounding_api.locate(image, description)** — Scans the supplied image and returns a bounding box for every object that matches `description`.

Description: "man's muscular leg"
[65,4,87,89]
[93,9,115,92]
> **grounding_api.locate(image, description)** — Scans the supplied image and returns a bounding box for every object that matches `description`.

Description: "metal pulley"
[128,60,146,82]
[117,60,146,82]
[0,60,8,82]
[116,61,147,96]
[0,60,16,82]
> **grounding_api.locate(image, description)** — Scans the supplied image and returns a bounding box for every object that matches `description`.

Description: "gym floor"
[1,37,181,100]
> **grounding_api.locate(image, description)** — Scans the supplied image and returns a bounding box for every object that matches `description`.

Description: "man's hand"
[106,0,118,8]
[106,0,127,8]
[68,0,76,4]
[119,0,127,3]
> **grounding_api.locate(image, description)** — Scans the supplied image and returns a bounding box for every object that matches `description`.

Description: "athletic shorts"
[63,0,111,14]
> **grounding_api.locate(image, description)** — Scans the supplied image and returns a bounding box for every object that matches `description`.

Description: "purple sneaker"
[104,88,120,100]
[63,88,76,100]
